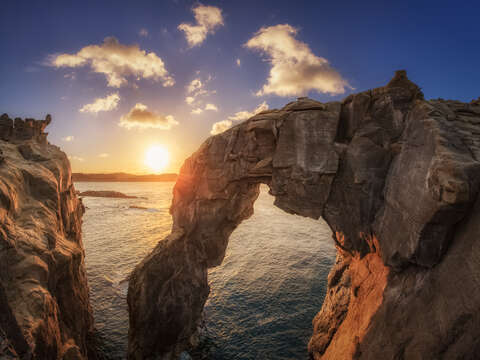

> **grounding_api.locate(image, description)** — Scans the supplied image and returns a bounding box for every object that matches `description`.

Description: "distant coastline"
[73,172,178,182]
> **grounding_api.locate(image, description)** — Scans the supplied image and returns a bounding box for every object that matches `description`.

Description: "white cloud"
[62,135,74,142]
[236,58,241,67]
[210,120,232,135]
[205,103,218,111]
[51,36,175,88]
[210,101,268,135]
[119,103,178,130]
[98,153,109,158]
[178,5,224,47]
[184,76,215,105]
[79,93,120,113]
[139,28,149,37]
[245,24,350,96]
[64,72,76,80]
[191,108,203,115]
[68,155,85,162]
[228,101,269,122]
[187,78,203,94]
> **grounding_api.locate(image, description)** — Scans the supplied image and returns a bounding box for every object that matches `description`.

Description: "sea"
[75,182,336,360]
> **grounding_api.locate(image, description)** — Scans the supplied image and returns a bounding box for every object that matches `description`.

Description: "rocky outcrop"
[127,71,480,360]
[78,190,140,199]
[0,115,94,359]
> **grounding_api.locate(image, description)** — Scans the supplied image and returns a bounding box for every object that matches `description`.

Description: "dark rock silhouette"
[0,115,93,359]
[79,190,140,199]
[127,71,480,359]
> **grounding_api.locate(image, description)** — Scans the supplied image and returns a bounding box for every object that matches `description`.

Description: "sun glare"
[145,145,170,173]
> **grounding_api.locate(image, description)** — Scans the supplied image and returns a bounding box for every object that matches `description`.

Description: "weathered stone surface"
[127,71,480,360]
[0,116,94,359]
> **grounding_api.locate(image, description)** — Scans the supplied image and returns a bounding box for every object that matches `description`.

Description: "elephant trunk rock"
[128,71,480,359]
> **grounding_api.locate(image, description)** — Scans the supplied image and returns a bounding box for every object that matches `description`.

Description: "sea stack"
[127,71,480,359]
[0,115,94,359]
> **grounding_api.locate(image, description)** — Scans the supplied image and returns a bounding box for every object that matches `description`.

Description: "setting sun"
[145,145,169,173]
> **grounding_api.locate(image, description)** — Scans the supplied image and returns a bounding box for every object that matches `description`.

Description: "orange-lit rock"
[0,115,93,359]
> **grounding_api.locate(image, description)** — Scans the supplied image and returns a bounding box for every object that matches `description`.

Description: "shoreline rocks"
[79,190,142,199]
[127,71,480,359]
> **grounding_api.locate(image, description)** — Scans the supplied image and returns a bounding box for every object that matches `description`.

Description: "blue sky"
[1,0,479,173]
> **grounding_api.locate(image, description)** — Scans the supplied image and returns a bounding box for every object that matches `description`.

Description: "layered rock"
[0,115,94,359]
[127,71,480,359]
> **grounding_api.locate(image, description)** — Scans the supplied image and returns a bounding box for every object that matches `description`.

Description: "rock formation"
[127,71,480,360]
[0,115,94,359]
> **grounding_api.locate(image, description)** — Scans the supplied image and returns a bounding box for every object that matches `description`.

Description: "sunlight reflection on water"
[76,182,336,360]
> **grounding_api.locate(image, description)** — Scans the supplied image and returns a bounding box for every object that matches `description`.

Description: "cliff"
[0,114,94,359]
[127,71,480,359]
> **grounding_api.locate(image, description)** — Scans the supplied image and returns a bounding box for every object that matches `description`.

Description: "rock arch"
[127,72,480,359]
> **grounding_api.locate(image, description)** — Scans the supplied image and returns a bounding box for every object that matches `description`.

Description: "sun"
[145,145,170,173]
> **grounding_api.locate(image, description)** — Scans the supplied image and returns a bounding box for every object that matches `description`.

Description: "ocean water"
[75,182,336,360]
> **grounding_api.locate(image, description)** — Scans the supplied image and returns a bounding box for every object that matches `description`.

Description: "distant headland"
[73,172,178,182]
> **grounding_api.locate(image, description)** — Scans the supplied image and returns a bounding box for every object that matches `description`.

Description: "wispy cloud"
[245,24,350,96]
[191,108,203,115]
[139,28,149,37]
[79,93,120,113]
[98,153,109,158]
[210,101,268,135]
[184,76,215,106]
[119,103,178,130]
[68,155,85,162]
[205,103,218,111]
[236,58,241,67]
[50,36,175,88]
[62,135,74,142]
[178,5,224,47]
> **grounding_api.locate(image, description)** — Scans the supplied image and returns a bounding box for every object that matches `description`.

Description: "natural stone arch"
[127,72,480,360]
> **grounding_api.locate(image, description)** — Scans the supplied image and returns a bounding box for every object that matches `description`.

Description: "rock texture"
[127,71,480,360]
[0,114,94,359]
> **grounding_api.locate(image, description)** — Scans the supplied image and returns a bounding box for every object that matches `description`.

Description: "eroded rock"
[127,71,480,360]
[0,115,94,359]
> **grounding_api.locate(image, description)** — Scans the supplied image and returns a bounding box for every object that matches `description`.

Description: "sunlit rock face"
[0,115,93,359]
[127,71,480,360]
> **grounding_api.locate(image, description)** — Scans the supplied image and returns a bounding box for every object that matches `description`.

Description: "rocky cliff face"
[127,71,480,359]
[0,114,93,359]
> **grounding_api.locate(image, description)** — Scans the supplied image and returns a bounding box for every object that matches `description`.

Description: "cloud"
[236,58,241,67]
[68,155,85,162]
[62,135,74,142]
[187,78,203,94]
[210,101,268,135]
[245,24,350,96]
[191,103,219,115]
[51,37,175,88]
[79,93,120,113]
[205,103,218,111]
[64,72,76,80]
[98,153,109,158]
[139,28,149,37]
[178,5,224,47]
[227,101,268,122]
[210,120,232,135]
[184,76,215,105]
[119,103,178,130]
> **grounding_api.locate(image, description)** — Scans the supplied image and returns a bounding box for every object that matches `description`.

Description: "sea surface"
[75,182,336,360]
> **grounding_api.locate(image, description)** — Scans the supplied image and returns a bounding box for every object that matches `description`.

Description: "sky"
[1,0,479,174]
